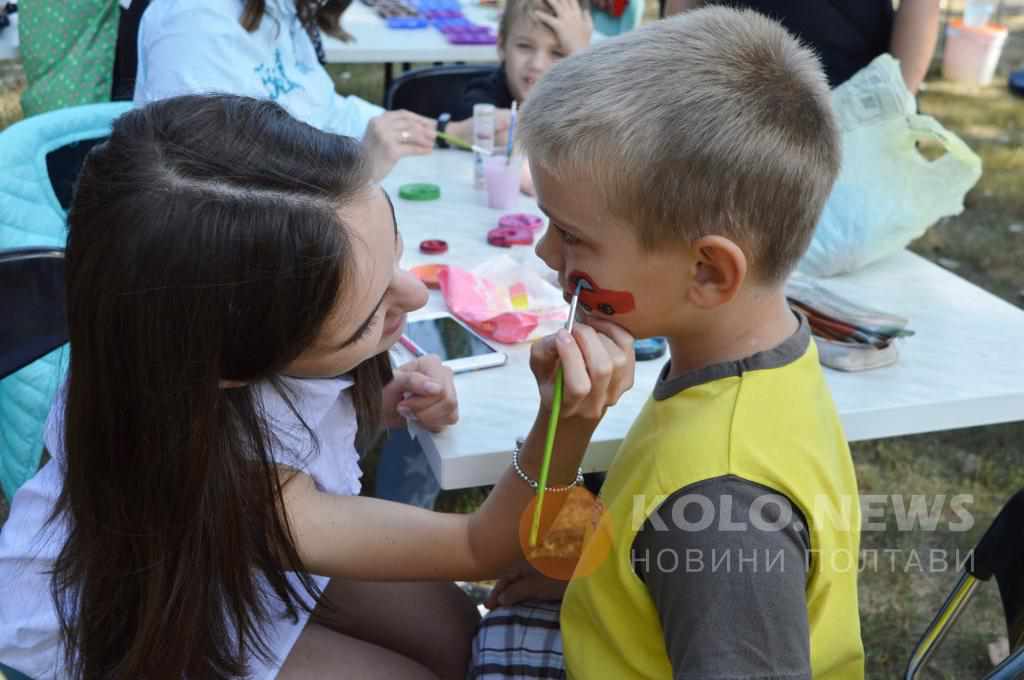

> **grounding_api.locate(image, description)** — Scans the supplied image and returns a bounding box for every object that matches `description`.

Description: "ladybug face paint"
[568,271,636,316]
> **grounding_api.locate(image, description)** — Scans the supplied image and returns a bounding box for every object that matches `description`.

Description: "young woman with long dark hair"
[0,94,633,679]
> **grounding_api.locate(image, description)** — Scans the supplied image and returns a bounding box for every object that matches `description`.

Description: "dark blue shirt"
[718,0,895,88]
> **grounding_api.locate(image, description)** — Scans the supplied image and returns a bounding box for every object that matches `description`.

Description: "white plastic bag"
[438,255,568,344]
[798,55,983,277]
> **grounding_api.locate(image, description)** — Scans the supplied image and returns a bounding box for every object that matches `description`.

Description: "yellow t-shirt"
[561,317,864,679]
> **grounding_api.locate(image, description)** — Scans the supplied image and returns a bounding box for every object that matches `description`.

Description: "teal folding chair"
[0,101,131,501]
[905,489,1024,679]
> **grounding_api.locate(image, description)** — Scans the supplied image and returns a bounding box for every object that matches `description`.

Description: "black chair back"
[45,137,107,211]
[905,488,1024,680]
[385,64,497,119]
[971,489,1024,652]
[112,0,153,100]
[0,248,68,381]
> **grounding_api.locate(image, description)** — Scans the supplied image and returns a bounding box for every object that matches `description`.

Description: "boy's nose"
[535,229,563,272]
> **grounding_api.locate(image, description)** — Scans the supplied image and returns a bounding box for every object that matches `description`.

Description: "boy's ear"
[684,235,747,309]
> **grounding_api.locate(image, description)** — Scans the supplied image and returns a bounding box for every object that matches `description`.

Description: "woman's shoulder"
[258,376,362,496]
[135,0,286,104]
[142,0,246,32]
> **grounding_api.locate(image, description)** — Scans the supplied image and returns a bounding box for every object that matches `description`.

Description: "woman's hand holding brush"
[523,316,635,545]
[460,317,634,576]
[530,319,634,424]
[521,318,635,490]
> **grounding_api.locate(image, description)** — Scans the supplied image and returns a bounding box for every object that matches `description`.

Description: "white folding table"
[0,3,603,68]
[383,151,1024,489]
[323,0,503,64]
[0,5,496,65]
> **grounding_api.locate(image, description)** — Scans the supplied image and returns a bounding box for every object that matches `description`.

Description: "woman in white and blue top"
[134,0,486,179]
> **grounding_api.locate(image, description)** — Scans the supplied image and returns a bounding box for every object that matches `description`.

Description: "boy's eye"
[554,224,581,245]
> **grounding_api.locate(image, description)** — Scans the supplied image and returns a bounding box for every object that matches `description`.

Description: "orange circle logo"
[518,487,615,581]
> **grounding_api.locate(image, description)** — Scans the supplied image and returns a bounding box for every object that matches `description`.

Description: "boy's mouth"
[565,271,636,317]
[567,271,596,294]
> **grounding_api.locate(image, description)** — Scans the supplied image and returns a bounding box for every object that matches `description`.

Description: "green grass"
[852,425,1024,677]
[2,3,1023,675]
[325,63,389,104]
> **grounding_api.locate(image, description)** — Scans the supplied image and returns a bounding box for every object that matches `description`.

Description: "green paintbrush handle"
[529,365,563,547]
[435,130,473,151]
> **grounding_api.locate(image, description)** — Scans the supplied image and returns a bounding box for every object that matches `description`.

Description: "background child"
[471,7,864,679]
[0,94,635,679]
[455,0,592,117]
[453,0,592,195]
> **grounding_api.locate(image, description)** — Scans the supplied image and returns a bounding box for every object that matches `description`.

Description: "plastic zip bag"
[798,54,983,278]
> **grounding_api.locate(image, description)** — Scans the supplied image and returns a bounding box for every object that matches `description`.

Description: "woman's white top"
[134,0,384,140]
[0,376,362,679]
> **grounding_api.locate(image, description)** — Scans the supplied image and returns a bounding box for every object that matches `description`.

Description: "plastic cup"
[484,155,521,210]
[942,19,1008,87]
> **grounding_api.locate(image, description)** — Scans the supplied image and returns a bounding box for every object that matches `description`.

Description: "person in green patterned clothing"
[18,0,119,117]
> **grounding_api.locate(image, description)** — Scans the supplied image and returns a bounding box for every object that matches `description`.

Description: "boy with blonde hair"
[453,0,592,118]
[470,7,864,680]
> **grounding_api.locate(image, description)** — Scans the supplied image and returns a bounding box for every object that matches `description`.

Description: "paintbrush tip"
[569,277,592,293]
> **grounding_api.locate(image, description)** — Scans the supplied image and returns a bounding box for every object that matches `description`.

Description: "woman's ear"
[218,379,250,389]
[685,235,747,309]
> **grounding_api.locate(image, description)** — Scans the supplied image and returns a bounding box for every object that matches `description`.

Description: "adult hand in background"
[363,110,437,181]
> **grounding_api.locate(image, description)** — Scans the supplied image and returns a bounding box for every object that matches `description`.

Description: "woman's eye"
[345,314,379,348]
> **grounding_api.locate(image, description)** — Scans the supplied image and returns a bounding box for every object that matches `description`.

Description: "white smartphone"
[390,312,507,374]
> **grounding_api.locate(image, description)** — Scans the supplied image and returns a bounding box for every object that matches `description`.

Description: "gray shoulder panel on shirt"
[653,313,810,401]
[631,475,812,680]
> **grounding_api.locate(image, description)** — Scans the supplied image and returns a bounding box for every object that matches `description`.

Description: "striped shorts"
[468,601,566,679]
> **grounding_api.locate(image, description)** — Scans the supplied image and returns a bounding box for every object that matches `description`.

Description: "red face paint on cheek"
[569,270,636,316]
